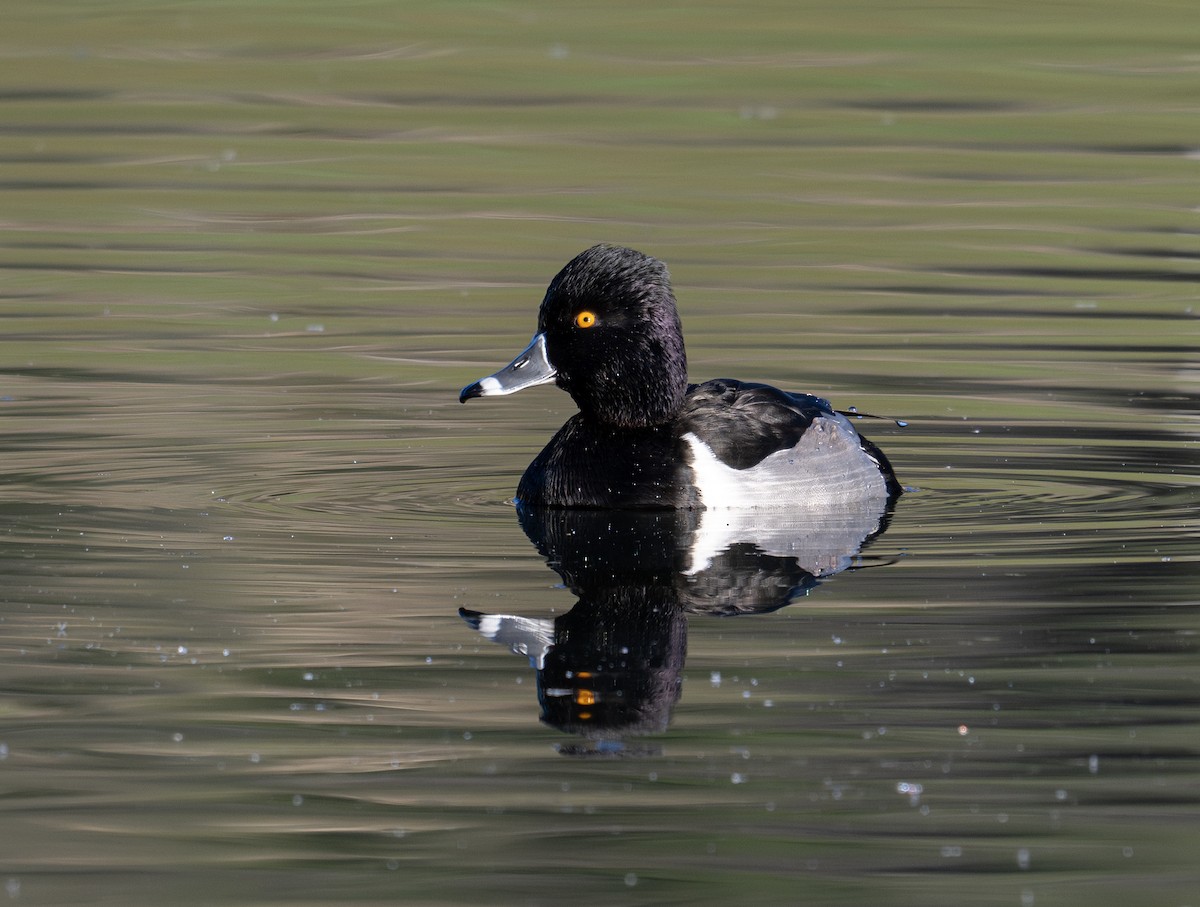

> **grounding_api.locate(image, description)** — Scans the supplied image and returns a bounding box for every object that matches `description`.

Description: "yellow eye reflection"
[574,310,598,329]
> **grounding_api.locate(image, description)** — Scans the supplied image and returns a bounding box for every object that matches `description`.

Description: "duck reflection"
[461,502,892,754]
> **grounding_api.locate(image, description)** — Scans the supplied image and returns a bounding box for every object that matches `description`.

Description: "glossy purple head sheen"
[538,245,688,428]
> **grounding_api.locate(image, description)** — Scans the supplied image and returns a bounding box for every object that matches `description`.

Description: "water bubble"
[896,781,923,805]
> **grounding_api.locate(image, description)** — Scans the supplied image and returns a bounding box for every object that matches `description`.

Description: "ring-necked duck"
[460,244,901,510]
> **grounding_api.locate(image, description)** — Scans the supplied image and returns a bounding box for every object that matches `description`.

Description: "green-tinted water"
[1,2,1197,905]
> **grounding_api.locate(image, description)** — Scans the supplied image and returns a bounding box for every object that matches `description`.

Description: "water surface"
[1,2,1197,905]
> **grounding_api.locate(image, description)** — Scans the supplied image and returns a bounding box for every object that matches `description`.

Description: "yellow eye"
[574,310,597,329]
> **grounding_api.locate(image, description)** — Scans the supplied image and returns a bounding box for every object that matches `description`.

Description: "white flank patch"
[680,416,891,574]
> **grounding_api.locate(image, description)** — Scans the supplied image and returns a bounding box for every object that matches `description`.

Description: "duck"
[460,244,901,510]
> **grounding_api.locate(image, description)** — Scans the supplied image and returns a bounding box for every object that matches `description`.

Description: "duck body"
[516,415,681,509]
[461,244,900,511]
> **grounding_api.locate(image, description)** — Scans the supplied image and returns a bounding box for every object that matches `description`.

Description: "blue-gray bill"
[460,332,557,402]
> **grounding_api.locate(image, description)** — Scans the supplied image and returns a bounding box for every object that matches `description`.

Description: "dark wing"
[678,378,836,470]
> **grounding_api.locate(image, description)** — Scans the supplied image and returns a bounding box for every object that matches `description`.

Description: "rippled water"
[2,2,1198,905]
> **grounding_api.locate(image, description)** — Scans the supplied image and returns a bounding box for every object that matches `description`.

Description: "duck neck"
[565,334,686,427]
[574,375,686,428]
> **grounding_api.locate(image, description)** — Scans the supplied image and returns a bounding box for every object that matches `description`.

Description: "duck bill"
[460,332,558,402]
